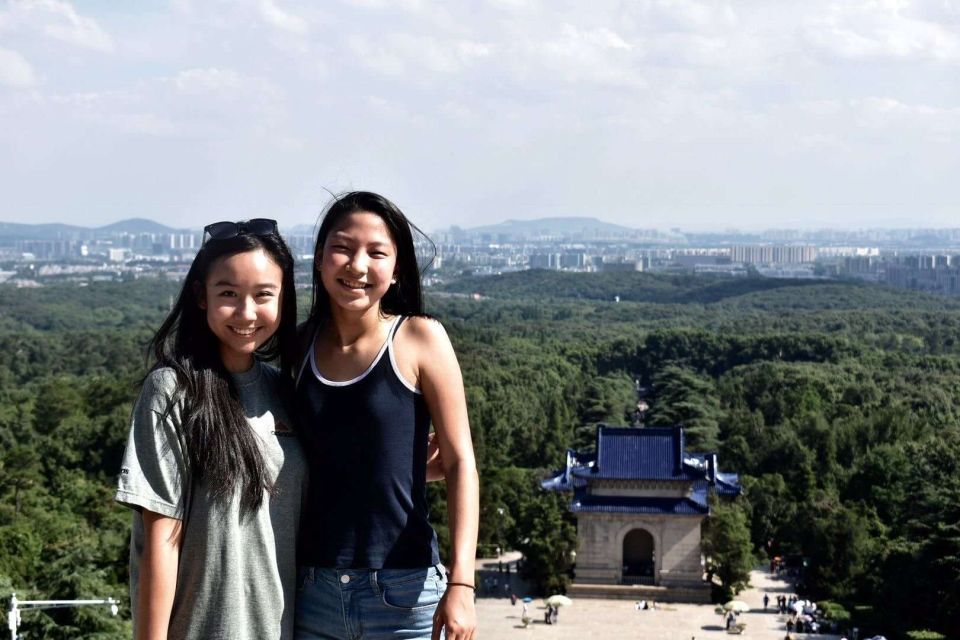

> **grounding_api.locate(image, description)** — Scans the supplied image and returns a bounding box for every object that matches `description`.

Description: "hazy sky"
[1,0,958,231]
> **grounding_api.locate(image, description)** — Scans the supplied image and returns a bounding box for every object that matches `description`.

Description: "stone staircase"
[567,581,711,603]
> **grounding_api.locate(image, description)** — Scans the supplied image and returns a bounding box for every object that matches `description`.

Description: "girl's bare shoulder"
[400,315,450,347]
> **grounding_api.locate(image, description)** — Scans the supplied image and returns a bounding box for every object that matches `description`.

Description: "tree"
[478,467,577,595]
[6,265,960,635]
[575,373,637,449]
[0,445,44,517]
[800,497,883,602]
[514,489,576,595]
[739,473,798,553]
[702,498,754,600]
[647,365,722,450]
[32,378,85,435]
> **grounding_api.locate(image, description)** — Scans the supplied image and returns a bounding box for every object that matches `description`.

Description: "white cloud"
[2,0,959,228]
[509,23,645,89]
[637,0,738,32]
[347,36,406,76]
[0,47,37,87]
[38,67,286,139]
[795,132,849,152]
[854,96,960,137]
[109,112,181,137]
[565,24,634,51]
[348,34,492,76]
[258,0,309,35]
[172,67,247,93]
[3,0,115,52]
[169,0,193,15]
[485,0,540,11]
[803,1,960,62]
[339,0,427,11]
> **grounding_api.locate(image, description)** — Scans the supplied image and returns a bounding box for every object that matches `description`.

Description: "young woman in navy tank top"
[294,192,479,640]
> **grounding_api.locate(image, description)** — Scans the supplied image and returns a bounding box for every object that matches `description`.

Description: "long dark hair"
[306,191,434,329]
[147,231,297,516]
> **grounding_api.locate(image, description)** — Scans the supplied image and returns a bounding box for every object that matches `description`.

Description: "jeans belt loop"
[371,569,381,596]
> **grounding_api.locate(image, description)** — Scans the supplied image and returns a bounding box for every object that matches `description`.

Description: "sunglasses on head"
[202,218,279,245]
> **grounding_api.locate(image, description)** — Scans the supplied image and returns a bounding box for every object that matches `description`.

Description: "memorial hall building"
[542,425,740,602]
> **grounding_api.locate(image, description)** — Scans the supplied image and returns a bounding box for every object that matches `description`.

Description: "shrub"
[817,600,851,623]
[904,631,946,640]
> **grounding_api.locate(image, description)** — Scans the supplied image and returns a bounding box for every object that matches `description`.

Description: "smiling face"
[318,211,398,315]
[199,248,284,372]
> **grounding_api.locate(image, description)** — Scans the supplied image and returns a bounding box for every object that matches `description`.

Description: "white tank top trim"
[303,316,421,393]
[309,316,399,387]
[388,335,422,395]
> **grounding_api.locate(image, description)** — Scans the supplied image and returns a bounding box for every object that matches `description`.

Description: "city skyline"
[1,1,958,231]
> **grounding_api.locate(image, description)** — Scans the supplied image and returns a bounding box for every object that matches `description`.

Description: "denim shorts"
[294,565,447,640]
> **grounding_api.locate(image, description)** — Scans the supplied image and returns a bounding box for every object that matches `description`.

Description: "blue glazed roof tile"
[539,427,742,502]
[577,426,701,481]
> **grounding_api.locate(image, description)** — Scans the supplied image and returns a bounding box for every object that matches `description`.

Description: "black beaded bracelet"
[446,582,476,590]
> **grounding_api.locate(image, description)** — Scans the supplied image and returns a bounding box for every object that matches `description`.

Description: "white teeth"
[230,327,258,336]
[340,279,370,289]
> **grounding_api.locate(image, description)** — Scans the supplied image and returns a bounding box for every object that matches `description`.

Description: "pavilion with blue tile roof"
[542,425,740,602]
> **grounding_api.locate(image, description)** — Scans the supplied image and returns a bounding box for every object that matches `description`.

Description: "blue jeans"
[295,565,447,640]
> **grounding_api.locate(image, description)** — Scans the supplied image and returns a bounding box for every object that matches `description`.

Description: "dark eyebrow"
[211,280,279,289]
[329,232,392,249]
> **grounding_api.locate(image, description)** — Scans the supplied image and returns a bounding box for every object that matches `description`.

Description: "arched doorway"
[622,528,655,585]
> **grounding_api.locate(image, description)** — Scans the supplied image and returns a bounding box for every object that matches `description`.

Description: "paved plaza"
[474,569,841,640]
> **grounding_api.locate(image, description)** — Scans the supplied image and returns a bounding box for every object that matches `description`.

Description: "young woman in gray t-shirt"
[116,220,307,640]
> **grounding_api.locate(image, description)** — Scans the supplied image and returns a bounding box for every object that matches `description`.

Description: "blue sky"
[1,0,958,231]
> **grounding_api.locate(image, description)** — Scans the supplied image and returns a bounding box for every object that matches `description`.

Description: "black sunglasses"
[202,218,279,245]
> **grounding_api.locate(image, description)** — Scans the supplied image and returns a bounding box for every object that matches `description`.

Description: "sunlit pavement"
[474,569,842,640]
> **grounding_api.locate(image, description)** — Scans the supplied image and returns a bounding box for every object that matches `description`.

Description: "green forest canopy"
[1,272,959,638]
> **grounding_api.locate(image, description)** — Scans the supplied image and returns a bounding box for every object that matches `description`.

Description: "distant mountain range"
[97,218,186,234]
[0,222,87,238]
[0,216,642,241]
[288,218,640,239]
[456,216,641,238]
[6,217,960,245]
[0,218,188,239]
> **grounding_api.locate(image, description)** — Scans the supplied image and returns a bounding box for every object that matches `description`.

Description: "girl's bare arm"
[412,318,479,640]
[137,511,182,640]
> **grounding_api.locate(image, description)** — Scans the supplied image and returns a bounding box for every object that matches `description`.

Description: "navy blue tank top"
[295,316,439,569]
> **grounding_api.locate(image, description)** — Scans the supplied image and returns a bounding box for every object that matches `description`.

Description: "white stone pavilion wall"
[574,513,705,586]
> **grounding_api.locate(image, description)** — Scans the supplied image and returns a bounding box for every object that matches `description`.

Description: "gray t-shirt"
[115,362,307,640]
